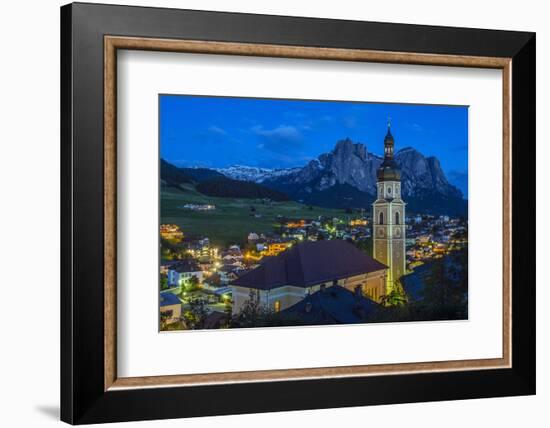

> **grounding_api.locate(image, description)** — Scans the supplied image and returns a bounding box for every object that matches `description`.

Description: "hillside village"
[160,210,467,330]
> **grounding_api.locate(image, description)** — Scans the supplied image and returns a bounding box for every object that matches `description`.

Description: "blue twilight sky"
[160,95,469,196]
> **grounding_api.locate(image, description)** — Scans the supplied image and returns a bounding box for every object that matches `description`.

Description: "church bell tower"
[372,120,406,294]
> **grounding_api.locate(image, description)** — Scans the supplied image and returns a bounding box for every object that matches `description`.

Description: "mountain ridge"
[215,138,466,216]
[160,159,290,201]
[162,138,467,216]
[215,165,301,183]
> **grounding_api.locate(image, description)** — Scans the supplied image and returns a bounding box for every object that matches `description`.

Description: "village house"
[263,241,293,257]
[350,218,368,227]
[160,292,182,324]
[285,219,309,229]
[222,255,244,268]
[160,259,185,275]
[219,270,239,285]
[227,245,242,256]
[187,237,218,261]
[230,240,388,315]
[180,203,216,211]
[285,229,307,241]
[247,232,260,243]
[417,234,432,244]
[167,259,203,286]
[160,224,184,242]
[280,285,379,324]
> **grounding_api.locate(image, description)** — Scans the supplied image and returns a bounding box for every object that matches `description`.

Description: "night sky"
[160,95,469,196]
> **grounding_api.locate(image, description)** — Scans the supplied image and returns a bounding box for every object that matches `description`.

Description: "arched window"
[379,211,384,225]
[395,211,400,225]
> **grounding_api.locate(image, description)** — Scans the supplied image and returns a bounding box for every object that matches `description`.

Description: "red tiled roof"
[232,240,387,290]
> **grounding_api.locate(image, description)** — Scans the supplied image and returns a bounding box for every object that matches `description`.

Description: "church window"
[395,211,400,225]
[379,212,384,224]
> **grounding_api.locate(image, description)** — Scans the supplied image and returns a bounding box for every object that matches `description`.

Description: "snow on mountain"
[215,165,299,183]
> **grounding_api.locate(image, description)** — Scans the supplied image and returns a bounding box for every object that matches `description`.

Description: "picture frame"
[61,2,535,424]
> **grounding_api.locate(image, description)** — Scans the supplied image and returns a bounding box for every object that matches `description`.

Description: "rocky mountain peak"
[332,138,367,161]
[260,138,465,214]
[395,149,462,199]
[315,139,373,192]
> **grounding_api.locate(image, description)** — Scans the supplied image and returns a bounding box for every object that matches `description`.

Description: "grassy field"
[161,185,354,247]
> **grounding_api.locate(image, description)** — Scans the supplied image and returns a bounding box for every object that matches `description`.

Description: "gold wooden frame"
[104,36,512,391]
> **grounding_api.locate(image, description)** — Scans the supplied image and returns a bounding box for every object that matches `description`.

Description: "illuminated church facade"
[372,121,406,293]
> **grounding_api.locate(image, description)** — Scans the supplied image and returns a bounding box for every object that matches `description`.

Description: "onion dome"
[377,120,401,181]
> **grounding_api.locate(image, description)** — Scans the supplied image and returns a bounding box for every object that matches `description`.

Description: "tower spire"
[383,118,394,160]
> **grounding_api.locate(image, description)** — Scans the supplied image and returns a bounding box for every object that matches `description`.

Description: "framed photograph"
[61,2,535,424]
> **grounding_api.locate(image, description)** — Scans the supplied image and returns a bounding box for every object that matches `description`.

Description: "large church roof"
[232,240,387,291]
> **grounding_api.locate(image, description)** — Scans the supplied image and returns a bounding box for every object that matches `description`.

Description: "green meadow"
[160,185,352,247]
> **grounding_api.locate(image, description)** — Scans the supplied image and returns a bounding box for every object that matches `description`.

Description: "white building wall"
[167,269,204,286]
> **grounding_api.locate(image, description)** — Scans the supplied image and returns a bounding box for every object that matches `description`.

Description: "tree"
[188,275,200,290]
[220,300,233,328]
[180,275,200,295]
[412,248,468,321]
[208,273,222,287]
[160,274,168,290]
[182,298,209,329]
[451,229,467,242]
[353,237,372,257]
[379,281,408,307]
[161,321,186,331]
[430,223,442,235]
[369,250,468,324]
[160,311,171,330]
[230,291,282,328]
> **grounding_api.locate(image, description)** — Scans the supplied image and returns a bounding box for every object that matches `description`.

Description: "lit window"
[274,301,281,312]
